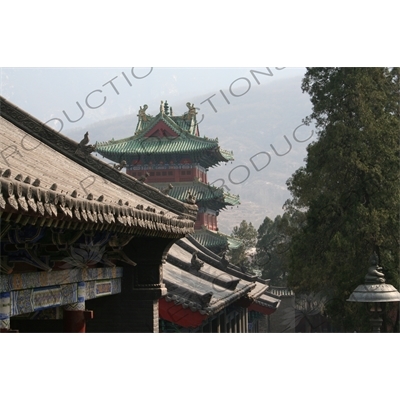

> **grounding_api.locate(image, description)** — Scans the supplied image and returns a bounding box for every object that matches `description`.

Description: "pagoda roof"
[151,181,240,210]
[95,102,234,168]
[191,227,242,251]
[0,96,197,237]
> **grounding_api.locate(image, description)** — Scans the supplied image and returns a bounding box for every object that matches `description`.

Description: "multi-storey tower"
[96,101,241,254]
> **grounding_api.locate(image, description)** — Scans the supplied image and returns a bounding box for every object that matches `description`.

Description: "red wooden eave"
[159,298,208,328]
[248,302,277,316]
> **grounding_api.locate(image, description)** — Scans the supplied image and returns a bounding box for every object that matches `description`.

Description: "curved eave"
[191,228,242,251]
[160,240,256,327]
[226,236,243,249]
[96,142,234,169]
[156,182,239,210]
[95,111,234,168]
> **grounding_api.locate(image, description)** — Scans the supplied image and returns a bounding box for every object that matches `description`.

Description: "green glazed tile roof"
[152,181,240,210]
[192,228,243,251]
[95,103,234,168]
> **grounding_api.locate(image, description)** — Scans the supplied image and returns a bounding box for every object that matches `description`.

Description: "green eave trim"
[192,228,242,250]
[151,182,240,209]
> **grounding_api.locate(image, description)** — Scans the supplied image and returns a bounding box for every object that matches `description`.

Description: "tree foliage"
[285,68,400,332]
[228,220,257,269]
[254,211,305,285]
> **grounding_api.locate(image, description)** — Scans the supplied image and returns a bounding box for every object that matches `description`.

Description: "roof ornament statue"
[365,252,385,283]
[200,292,213,306]
[183,102,197,121]
[138,104,150,122]
[186,190,196,204]
[220,251,229,270]
[161,183,174,195]
[138,172,150,183]
[75,132,96,159]
[114,160,127,171]
[191,251,204,271]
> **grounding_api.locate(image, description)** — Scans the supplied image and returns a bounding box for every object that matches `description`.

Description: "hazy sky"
[1,67,305,133]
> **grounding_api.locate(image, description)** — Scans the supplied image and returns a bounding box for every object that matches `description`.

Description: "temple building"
[96,101,241,255]
[0,97,283,333]
[159,235,281,332]
[0,96,197,333]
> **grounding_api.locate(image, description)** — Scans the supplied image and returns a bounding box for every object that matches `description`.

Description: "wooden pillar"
[63,309,93,333]
[63,282,93,333]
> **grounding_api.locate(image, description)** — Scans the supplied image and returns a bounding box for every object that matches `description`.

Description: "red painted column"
[63,310,87,333]
[63,282,93,333]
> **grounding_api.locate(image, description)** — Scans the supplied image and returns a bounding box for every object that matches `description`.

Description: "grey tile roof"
[164,240,255,315]
[0,97,197,236]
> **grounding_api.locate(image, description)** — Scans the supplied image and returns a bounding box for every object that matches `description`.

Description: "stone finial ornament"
[191,251,204,271]
[114,160,127,171]
[365,252,385,283]
[220,251,229,269]
[164,101,170,116]
[186,191,196,204]
[75,132,96,158]
[138,172,149,183]
[162,183,173,195]
[183,102,197,121]
[138,105,150,122]
[79,132,90,146]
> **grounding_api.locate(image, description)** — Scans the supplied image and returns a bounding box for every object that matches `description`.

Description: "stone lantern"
[347,252,400,332]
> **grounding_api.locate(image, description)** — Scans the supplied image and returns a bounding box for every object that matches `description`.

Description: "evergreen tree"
[254,212,304,285]
[285,68,400,332]
[228,220,257,269]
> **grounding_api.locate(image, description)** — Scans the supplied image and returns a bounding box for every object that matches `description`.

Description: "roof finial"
[183,102,197,122]
[138,104,149,122]
[164,101,170,116]
[365,252,385,283]
[160,100,164,114]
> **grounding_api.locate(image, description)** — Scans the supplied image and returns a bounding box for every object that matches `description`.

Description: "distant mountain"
[64,75,314,233]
